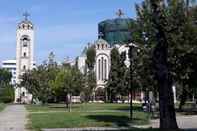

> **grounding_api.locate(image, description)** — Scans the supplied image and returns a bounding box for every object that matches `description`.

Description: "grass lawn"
[0,103,6,112]
[26,103,151,131]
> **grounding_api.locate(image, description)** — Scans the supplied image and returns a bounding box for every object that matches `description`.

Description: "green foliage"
[83,71,96,102]
[0,86,15,103]
[86,47,96,70]
[20,53,59,104]
[107,48,129,102]
[135,0,197,100]
[52,65,84,96]
[21,52,85,105]
[0,68,14,103]
[84,46,97,102]
[0,69,12,88]
[134,0,197,128]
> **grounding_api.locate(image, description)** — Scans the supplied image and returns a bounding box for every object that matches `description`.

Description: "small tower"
[15,12,34,103]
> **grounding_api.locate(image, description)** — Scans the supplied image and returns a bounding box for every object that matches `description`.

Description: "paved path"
[151,115,197,130]
[0,105,28,131]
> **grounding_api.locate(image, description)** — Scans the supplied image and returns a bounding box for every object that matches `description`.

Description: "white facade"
[95,39,111,89]
[78,38,111,89]
[78,39,132,89]
[2,60,17,85]
[78,56,86,74]
[15,18,34,103]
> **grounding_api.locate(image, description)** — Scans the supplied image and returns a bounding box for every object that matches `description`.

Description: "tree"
[84,46,96,102]
[86,47,96,71]
[0,69,12,88]
[106,48,121,102]
[118,52,129,98]
[52,65,84,112]
[0,69,14,103]
[134,0,196,129]
[0,85,15,103]
[174,2,197,110]
[20,52,59,104]
[20,65,53,104]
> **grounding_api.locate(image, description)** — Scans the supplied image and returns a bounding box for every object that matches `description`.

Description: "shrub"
[0,86,15,103]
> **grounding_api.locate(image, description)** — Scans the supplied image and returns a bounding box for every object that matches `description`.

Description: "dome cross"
[98,32,104,39]
[23,12,30,21]
[116,9,124,18]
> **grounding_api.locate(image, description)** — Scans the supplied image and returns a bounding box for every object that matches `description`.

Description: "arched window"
[22,92,25,96]
[23,52,27,57]
[23,65,26,70]
[104,59,107,80]
[23,42,28,47]
[101,57,104,80]
[21,35,30,47]
[98,59,101,80]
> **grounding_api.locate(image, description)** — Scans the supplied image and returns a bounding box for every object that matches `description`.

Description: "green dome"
[98,18,136,46]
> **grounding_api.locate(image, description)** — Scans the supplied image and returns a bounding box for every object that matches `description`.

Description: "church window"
[101,57,104,80]
[23,52,27,57]
[102,44,104,49]
[22,92,25,96]
[22,37,29,47]
[98,59,101,80]
[23,65,26,70]
[23,42,28,47]
[104,59,107,80]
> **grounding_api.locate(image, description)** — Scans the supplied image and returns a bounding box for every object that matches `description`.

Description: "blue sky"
[0,0,143,64]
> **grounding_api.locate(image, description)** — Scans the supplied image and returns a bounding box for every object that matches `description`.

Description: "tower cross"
[98,32,104,39]
[23,12,30,21]
[116,9,124,18]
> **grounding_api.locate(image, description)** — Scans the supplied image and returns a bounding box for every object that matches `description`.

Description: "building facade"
[94,38,111,89]
[15,16,35,103]
[77,37,146,102]
[1,60,17,85]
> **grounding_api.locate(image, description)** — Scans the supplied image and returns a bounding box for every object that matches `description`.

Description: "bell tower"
[15,12,34,103]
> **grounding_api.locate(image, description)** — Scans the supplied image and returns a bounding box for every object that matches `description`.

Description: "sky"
[0,0,143,65]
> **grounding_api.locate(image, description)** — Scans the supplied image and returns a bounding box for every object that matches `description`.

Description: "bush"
[0,86,15,103]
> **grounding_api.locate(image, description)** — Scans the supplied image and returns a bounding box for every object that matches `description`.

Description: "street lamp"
[126,42,139,120]
[142,32,150,112]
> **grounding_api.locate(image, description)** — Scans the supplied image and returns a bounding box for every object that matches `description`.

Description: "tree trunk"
[153,35,178,129]
[65,93,69,109]
[151,1,178,129]
[69,94,72,112]
[129,91,133,120]
[31,96,34,104]
[179,88,187,111]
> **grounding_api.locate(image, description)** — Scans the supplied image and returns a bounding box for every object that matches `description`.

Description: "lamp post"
[127,42,138,120]
[142,32,150,112]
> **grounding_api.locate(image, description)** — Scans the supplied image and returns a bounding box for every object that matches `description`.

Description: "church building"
[15,13,35,103]
[77,12,145,102]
